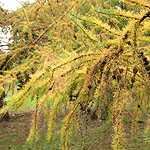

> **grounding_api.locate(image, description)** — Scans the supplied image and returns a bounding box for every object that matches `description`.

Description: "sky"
[0,0,35,10]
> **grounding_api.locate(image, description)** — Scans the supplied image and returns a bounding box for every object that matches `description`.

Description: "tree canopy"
[0,0,150,149]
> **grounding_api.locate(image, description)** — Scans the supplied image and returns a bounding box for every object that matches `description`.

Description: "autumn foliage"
[0,0,150,149]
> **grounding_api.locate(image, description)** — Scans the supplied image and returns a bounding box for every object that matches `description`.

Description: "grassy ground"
[0,111,112,150]
[0,110,150,150]
[0,96,150,150]
[0,111,32,150]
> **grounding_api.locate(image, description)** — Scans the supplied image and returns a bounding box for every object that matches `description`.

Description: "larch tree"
[0,0,150,149]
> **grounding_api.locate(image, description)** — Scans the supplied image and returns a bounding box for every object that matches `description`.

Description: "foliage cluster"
[0,0,150,149]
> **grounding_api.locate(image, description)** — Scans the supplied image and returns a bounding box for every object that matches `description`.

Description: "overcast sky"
[0,0,35,10]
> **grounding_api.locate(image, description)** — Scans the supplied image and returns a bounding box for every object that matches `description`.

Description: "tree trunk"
[0,89,9,122]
